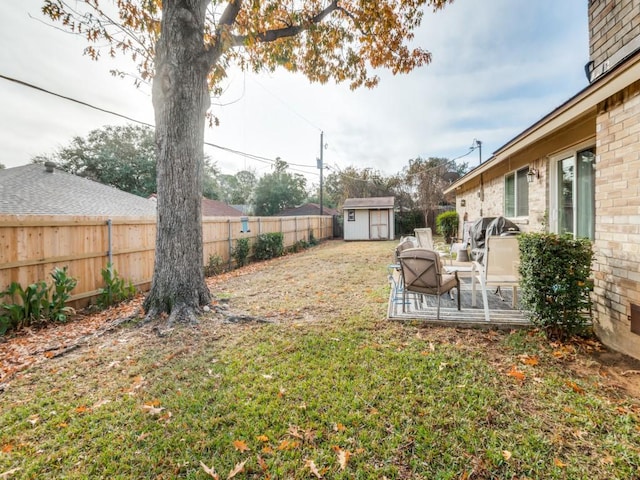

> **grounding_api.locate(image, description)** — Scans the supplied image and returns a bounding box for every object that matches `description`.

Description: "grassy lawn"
[1,240,639,479]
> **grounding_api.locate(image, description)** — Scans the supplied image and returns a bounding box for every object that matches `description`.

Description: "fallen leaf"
[27,415,39,425]
[554,458,567,468]
[277,439,299,451]
[200,460,219,479]
[227,460,246,479]
[261,446,274,454]
[502,450,512,460]
[306,459,323,479]
[507,366,526,381]
[75,405,89,414]
[566,381,585,394]
[233,440,250,452]
[333,423,346,432]
[1,444,13,453]
[521,355,539,366]
[92,399,111,409]
[57,422,68,428]
[141,403,164,416]
[257,455,268,472]
[337,448,351,470]
[256,434,269,442]
[0,467,22,479]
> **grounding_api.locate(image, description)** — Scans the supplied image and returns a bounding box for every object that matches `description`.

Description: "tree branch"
[231,0,339,46]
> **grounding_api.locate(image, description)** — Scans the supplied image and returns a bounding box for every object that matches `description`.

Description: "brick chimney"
[587,0,640,82]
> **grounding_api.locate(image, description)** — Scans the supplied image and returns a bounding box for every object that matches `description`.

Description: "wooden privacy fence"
[0,214,333,307]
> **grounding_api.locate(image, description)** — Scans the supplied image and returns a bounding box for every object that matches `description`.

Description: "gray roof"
[0,164,157,216]
[343,196,395,209]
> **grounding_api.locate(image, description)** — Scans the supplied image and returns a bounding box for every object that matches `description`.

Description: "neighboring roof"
[277,203,339,216]
[231,204,250,215]
[0,164,157,216]
[445,49,640,194]
[343,197,395,209]
[201,198,243,217]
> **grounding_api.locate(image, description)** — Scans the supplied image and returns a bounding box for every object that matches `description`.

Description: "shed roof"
[343,197,395,210]
[0,164,157,216]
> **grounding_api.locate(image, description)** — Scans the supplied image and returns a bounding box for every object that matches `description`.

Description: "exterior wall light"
[527,168,539,183]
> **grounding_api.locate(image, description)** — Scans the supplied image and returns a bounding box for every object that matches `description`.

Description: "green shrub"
[204,254,225,277]
[0,267,77,334]
[97,263,136,309]
[436,210,459,243]
[518,233,594,340]
[49,267,78,322]
[308,230,319,246]
[233,238,251,267]
[254,232,284,260]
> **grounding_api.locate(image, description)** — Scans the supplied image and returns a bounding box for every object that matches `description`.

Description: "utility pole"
[317,131,324,215]
[472,138,482,165]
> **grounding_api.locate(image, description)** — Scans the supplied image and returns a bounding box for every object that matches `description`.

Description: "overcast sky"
[0,1,589,186]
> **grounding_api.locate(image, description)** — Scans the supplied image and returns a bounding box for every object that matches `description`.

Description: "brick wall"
[593,78,640,356]
[589,0,640,80]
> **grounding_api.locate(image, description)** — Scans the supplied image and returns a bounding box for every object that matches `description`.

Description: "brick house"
[445,0,640,359]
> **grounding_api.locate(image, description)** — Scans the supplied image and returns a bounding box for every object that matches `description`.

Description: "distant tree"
[201,159,221,200]
[254,159,307,216]
[217,170,257,205]
[403,157,468,227]
[325,166,396,207]
[34,124,219,199]
[33,124,156,197]
[0,163,5,170]
[43,0,453,323]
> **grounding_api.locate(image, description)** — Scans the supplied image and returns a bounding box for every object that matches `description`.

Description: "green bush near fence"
[232,238,251,267]
[97,263,137,309]
[254,232,284,260]
[0,267,77,335]
[518,233,594,340]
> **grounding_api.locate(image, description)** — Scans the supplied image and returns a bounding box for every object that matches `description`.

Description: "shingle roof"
[0,164,157,216]
[343,196,395,209]
[277,203,339,216]
[201,198,243,217]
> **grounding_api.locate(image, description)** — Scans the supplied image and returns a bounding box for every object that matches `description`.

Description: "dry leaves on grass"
[0,296,144,386]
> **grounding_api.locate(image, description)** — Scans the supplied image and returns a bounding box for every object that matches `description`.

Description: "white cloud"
[0,0,589,185]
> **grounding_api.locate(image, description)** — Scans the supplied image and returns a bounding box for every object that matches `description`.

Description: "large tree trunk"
[144,0,212,323]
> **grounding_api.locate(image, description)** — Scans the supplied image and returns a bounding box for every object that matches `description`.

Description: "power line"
[0,73,319,176]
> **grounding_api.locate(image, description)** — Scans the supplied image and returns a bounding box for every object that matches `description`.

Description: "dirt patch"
[578,348,640,398]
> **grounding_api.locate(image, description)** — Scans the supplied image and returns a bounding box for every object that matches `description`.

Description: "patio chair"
[415,227,452,264]
[414,228,435,250]
[471,235,521,322]
[398,248,460,319]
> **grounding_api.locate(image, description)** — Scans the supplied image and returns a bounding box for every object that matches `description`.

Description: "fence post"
[106,218,113,266]
[227,219,232,270]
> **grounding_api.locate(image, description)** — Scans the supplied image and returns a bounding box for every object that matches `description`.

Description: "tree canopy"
[32,124,220,200]
[41,0,453,323]
[254,159,307,215]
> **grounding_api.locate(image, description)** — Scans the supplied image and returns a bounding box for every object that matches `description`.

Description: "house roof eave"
[445,50,640,195]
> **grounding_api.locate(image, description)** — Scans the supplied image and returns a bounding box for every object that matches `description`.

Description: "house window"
[554,147,595,239]
[504,167,529,217]
[347,209,355,221]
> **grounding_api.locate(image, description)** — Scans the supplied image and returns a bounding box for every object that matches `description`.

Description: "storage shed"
[343,197,395,241]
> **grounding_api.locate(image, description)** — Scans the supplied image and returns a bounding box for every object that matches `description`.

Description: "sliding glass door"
[554,147,595,239]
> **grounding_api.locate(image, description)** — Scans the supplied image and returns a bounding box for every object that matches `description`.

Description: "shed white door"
[370,209,389,239]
